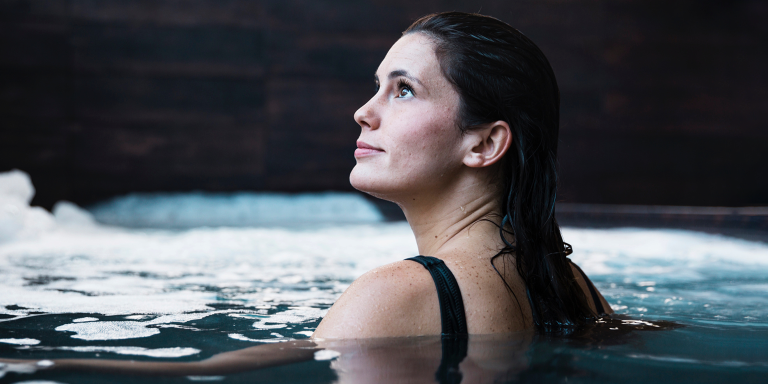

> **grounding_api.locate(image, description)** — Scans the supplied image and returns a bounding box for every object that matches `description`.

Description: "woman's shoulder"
[313,260,442,339]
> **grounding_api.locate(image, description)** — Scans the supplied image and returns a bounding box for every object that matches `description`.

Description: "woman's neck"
[397,174,505,259]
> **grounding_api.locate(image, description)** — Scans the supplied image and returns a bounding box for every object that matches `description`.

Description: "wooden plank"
[71,21,265,78]
[70,0,265,28]
[0,22,70,68]
[71,74,265,122]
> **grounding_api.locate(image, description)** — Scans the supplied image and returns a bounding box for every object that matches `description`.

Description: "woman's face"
[350,33,466,201]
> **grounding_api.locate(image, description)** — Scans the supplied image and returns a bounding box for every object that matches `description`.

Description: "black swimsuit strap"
[406,256,468,335]
[407,256,468,384]
[570,262,607,316]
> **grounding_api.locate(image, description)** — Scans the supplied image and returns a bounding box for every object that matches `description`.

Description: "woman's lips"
[355,141,384,158]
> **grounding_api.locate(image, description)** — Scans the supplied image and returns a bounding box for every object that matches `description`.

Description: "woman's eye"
[397,85,413,98]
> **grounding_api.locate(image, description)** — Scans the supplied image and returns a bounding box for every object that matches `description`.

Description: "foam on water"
[0,170,56,243]
[0,338,40,345]
[227,333,291,343]
[1,169,767,346]
[71,317,99,323]
[26,346,201,358]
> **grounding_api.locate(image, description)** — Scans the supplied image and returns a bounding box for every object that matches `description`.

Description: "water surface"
[1,173,766,383]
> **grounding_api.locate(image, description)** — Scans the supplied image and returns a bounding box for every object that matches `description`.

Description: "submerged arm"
[0,340,318,376]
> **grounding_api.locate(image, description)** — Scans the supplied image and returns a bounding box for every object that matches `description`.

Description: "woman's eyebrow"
[388,70,423,85]
[373,70,424,86]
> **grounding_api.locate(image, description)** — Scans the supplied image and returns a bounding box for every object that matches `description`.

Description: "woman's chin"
[349,168,394,200]
[349,169,377,194]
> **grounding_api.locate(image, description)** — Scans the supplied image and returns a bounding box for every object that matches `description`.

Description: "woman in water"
[1,11,610,377]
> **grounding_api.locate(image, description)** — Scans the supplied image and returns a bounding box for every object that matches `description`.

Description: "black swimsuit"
[406,255,468,384]
[570,262,607,315]
[407,256,607,333]
[406,255,606,384]
[406,256,468,335]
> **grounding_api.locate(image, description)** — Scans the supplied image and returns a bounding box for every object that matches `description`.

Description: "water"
[1,170,767,383]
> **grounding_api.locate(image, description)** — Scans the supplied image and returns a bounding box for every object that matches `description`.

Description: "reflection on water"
[1,170,768,383]
[318,334,532,383]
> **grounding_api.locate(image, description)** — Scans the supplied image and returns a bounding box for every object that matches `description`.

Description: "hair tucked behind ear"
[405,12,596,333]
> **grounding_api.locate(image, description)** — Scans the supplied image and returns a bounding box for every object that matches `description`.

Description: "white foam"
[1,170,768,339]
[0,171,56,244]
[57,346,200,358]
[0,338,40,345]
[0,222,415,317]
[72,317,99,323]
[252,307,328,330]
[0,362,37,375]
[227,333,289,343]
[55,313,211,340]
[52,201,97,227]
[55,321,161,341]
[0,169,34,205]
[314,349,341,361]
[563,227,768,279]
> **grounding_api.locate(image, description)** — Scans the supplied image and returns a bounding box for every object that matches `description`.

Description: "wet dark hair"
[405,12,596,333]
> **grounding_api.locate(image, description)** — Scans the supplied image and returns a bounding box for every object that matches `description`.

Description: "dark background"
[2,0,766,210]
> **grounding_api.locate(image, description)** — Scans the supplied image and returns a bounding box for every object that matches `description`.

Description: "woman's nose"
[354,97,380,130]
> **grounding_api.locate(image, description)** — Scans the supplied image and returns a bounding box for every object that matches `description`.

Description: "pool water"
[1,171,767,383]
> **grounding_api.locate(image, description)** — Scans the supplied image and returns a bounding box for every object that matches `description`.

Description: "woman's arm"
[0,340,318,376]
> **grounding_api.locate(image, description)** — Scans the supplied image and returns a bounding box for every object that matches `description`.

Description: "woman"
[316,11,611,338]
[0,11,610,377]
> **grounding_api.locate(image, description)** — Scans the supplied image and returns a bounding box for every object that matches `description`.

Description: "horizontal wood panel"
[0,0,765,209]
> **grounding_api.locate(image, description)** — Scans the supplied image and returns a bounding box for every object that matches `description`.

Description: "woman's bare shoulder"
[313,260,441,339]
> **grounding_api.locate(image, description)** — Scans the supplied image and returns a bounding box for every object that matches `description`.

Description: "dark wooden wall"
[1,0,766,209]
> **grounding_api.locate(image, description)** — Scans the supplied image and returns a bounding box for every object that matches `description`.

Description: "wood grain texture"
[0,0,766,209]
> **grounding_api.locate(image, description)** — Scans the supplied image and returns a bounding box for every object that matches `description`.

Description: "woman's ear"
[462,120,513,168]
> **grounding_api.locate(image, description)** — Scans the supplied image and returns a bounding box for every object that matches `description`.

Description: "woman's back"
[314,220,612,338]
